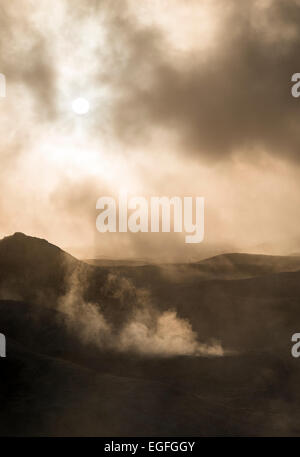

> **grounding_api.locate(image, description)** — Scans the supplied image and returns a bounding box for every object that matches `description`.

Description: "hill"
[1,233,300,435]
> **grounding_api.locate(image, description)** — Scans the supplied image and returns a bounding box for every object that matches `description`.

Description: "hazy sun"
[72,97,90,115]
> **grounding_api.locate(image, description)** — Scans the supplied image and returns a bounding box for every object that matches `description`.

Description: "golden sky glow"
[1,0,300,260]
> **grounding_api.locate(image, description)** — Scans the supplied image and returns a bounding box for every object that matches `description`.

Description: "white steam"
[58,268,224,357]
[120,310,224,357]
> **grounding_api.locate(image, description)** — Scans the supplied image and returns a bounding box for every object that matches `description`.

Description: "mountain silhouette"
[1,233,300,435]
[0,232,110,307]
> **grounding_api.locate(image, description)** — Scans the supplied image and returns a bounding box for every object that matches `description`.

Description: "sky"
[1,0,300,261]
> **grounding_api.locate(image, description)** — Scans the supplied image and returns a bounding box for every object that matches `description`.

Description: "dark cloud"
[2,0,300,161]
[106,0,300,163]
[0,2,57,119]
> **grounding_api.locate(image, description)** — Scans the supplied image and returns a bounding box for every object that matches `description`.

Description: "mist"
[58,266,224,357]
[1,0,300,259]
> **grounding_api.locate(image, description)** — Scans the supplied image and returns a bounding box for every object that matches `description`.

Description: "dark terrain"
[0,232,300,436]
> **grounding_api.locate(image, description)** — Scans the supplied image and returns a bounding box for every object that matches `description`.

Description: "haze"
[0,0,300,261]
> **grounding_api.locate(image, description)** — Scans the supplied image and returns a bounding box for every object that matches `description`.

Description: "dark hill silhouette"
[0,232,76,265]
[0,232,110,307]
[194,252,300,279]
[3,334,299,436]
[0,232,79,303]
[1,233,300,435]
[107,252,300,291]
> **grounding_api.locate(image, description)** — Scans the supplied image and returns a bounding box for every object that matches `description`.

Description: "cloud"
[1,0,300,257]
[2,0,300,163]
[0,1,57,119]
[106,0,300,163]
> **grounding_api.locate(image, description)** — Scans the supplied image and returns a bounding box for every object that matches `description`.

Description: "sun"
[72,97,90,115]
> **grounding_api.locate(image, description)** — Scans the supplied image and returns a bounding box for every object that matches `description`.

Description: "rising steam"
[58,267,224,357]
